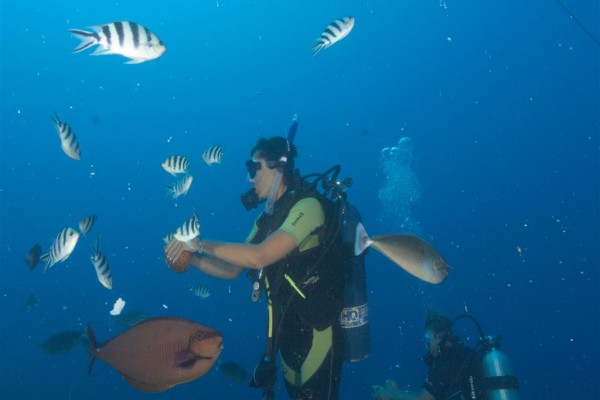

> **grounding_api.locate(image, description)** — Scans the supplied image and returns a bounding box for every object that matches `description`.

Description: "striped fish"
[202,145,223,166]
[79,214,97,235]
[163,231,175,245]
[42,227,80,270]
[51,113,81,160]
[167,174,193,199]
[174,211,200,243]
[69,21,166,64]
[90,235,113,290]
[310,16,355,56]
[161,155,190,176]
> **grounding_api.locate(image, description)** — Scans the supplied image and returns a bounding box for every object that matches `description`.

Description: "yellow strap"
[282,326,332,386]
[284,274,306,299]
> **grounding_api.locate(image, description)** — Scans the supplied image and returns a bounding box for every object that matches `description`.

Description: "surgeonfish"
[90,235,113,290]
[161,155,190,176]
[310,16,355,56]
[79,214,98,235]
[202,145,223,166]
[51,113,81,160]
[173,211,200,244]
[25,244,42,270]
[69,21,166,64]
[167,174,193,199]
[39,330,86,355]
[355,223,449,284]
[41,227,80,270]
[87,317,223,392]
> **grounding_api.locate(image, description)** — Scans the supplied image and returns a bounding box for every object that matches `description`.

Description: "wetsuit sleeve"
[278,197,324,251]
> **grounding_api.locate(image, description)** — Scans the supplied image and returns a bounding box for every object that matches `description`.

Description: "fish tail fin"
[69,29,98,53]
[86,324,98,376]
[309,42,324,56]
[40,253,50,272]
[354,222,371,256]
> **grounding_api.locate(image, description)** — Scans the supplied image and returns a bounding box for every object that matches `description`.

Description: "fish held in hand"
[70,21,166,64]
[87,317,223,392]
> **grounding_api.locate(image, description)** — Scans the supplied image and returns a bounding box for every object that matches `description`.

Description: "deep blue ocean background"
[1,1,598,399]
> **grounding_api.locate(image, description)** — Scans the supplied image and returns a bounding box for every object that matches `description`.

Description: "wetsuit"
[422,341,485,400]
[249,190,344,400]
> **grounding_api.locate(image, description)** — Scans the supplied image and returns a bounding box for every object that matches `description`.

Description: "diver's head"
[424,309,455,357]
[249,136,297,186]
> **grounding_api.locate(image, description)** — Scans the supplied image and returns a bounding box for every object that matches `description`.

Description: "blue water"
[1,1,598,399]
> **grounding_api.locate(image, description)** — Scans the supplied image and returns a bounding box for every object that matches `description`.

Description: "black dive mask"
[241,188,261,210]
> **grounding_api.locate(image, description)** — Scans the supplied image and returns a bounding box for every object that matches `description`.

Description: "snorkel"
[264,114,298,216]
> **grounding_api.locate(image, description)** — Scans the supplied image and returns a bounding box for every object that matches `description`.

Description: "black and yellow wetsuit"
[248,189,345,400]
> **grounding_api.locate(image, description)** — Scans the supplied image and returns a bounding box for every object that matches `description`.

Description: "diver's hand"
[164,238,200,273]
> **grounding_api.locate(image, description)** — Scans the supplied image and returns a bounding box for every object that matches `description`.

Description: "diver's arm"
[189,252,243,280]
[200,229,297,270]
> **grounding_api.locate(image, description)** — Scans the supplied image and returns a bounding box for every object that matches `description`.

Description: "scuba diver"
[372,310,519,400]
[165,126,346,399]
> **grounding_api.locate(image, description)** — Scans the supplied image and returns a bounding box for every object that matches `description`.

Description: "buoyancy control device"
[453,314,520,400]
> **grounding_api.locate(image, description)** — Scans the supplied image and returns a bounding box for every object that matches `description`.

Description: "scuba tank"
[481,335,520,400]
[452,314,520,400]
[339,201,371,362]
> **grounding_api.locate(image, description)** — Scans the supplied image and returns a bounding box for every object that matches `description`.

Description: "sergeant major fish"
[174,211,200,244]
[202,145,223,166]
[70,21,166,64]
[79,214,97,235]
[310,16,355,56]
[162,155,190,176]
[41,227,80,270]
[51,113,81,160]
[90,235,113,290]
[167,174,193,199]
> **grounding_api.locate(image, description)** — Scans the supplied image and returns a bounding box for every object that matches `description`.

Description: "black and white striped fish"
[202,145,224,166]
[167,174,194,199]
[79,214,97,235]
[51,113,81,160]
[310,16,355,56]
[162,155,190,176]
[69,21,166,64]
[174,211,200,243]
[41,227,80,270]
[163,231,175,245]
[90,235,113,290]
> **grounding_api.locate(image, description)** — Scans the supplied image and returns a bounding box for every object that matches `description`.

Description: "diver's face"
[424,330,443,357]
[248,156,276,199]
